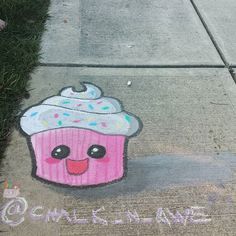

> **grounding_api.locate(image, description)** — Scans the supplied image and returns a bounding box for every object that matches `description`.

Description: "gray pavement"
[40,0,223,66]
[1,0,236,235]
[1,68,236,235]
[194,0,236,66]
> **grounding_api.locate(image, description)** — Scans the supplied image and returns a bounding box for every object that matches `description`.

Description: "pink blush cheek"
[45,157,61,164]
[95,157,110,163]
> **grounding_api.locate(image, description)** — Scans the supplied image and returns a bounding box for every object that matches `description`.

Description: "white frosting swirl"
[61,84,102,99]
[20,83,141,136]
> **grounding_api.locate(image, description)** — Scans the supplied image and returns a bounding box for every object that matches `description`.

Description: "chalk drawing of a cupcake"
[20,83,142,187]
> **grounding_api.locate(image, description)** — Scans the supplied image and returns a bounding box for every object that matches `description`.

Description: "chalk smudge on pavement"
[49,153,236,198]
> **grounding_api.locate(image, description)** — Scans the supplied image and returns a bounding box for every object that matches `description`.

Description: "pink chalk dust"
[30,128,126,186]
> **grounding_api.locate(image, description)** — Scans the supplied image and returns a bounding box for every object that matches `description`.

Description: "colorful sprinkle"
[54,113,59,118]
[125,115,131,123]
[88,104,94,110]
[102,106,109,110]
[63,113,70,116]
[58,120,62,126]
[77,104,82,107]
[97,101,103,104]
[30,112,38,117]
[62,100,70,104]
[8,180,12,189]
[89,122,97,126]
[73,120,81,123]
[87,117,94,122]
[116,123,122,129]
[42,120,48,127]
[101,122,107,127]
[4,180,8,189]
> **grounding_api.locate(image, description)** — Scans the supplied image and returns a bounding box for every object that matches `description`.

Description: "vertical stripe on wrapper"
[30,128,126,186]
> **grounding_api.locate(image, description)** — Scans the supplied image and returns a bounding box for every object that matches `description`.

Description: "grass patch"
[0,0,50,158]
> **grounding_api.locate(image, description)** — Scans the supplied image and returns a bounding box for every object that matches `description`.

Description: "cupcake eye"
[51,145,70,159]
[87,145,106,159]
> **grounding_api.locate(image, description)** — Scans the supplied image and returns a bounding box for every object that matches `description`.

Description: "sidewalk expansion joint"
[39,63,225,69]
[229,68,236,83]
[190,0,228,66]
[190,0,235,84]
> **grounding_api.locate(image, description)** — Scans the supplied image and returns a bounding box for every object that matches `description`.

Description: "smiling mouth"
[66,158,89,175]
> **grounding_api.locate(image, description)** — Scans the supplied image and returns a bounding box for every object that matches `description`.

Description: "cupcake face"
[31,128,126,186]
[20,83,142,187]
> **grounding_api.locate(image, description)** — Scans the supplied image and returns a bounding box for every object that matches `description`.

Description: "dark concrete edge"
[39,63,226,68]
[228,67,236,83]
[189,0,236,84]
[190,0,228,67]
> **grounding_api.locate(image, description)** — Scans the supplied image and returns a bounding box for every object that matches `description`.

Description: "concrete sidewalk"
[1,1,236,235]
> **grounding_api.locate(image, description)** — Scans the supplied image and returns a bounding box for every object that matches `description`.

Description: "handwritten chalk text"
[0,197,211,227]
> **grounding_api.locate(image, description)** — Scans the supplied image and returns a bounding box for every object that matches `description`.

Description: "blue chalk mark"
[31,112,38,117]
[63,113,70,116]
[102,106,109,110]
[88,104,94,110]
[125,115,131,123]
[89,122,97,126]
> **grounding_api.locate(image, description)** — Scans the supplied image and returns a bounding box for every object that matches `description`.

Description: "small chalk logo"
[3,179,20,199]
